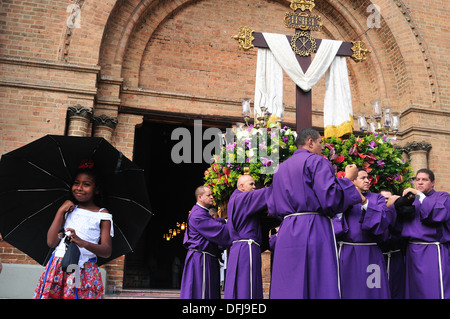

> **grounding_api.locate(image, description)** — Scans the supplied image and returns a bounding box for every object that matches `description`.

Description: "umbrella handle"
[58,228,65,239]
[114,152,123,175]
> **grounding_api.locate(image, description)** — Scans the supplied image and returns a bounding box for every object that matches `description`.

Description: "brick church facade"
[0,0,449,294]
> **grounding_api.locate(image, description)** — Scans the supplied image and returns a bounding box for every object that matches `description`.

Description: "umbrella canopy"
[0,135,153,266]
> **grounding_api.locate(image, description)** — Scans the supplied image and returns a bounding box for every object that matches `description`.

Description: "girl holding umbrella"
[33,159,113,299]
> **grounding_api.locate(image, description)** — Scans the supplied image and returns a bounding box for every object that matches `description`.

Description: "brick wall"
[1,0,449,294]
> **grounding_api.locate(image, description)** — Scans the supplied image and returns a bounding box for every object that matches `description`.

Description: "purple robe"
[334,191,391,299]
[379,203,406,299]
[180,203,230,299]
[224,187,270,299]
[267,148,361,299]
[401,189,450,299]
[269,233,277,252]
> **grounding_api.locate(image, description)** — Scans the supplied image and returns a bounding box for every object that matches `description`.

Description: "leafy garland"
[322,133,414,194]
[204,125,413,207]
[204,125,297,206]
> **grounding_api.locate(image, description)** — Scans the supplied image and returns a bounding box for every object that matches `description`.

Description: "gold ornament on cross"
[291,31,316,57]
[290,0,316,12]
[232,26,255,51]
[351,41,371,62]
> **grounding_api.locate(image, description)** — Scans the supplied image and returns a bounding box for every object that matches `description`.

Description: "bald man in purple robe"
[224,175,270,299]
[180,186,231,299]
[400,168,450,299]
[267,128,362,299]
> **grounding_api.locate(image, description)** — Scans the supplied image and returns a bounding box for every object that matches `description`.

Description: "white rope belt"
[232,239,261,246]
[382,249,401,280]
[283,212,341,298]
[410,241,444,299]
[338,241,377,260]
[232,239,261,299]
[188,248,217,258]
[189,248,218,299]
[283,212,319,219]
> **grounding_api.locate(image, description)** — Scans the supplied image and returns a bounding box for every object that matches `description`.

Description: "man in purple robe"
[334,169,392,299]
[267,128,362,299]
[180,186,231,299]
[224,175,270,299]
[400,168,450,299]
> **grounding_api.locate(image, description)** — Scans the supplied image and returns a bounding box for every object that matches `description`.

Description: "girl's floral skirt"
[33,255,104,299]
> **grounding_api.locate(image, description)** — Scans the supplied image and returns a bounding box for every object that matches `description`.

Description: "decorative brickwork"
[66,104,92,137]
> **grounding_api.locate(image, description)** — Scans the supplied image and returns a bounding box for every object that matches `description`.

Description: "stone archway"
[96,0,436,127]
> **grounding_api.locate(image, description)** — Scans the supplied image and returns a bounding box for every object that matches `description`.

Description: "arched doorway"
[123,117,226,289]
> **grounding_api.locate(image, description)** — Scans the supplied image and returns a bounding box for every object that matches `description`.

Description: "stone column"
[66,104,93,137]
[402,141,432,173]
[92,114,118,143]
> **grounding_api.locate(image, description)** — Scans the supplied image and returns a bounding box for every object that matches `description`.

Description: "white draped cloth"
[255,32,353,137]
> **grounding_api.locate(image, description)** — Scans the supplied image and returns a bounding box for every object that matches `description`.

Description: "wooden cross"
[233,0,369,133]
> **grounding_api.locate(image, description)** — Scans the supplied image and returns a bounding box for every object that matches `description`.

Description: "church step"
[106,288,269,299]
[106,289,180,299]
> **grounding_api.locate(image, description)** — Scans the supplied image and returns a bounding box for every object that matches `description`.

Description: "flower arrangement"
[203,124,297,207]
[322,133,414,194]
[204,125,414,208]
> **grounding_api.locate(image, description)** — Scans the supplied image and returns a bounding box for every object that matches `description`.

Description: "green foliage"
[322,133,414,194]
[204,126,414,206]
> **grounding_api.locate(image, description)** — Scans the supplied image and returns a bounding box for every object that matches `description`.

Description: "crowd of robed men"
[179,128,450,299]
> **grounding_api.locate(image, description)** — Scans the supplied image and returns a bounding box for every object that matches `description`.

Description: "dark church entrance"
[123,117,226,289]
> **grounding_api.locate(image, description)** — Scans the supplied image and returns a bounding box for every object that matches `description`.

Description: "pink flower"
[362,162,373,173]
[349,143,358,156]
[365,153,377,164]
[334,154,345,164]
[261,157,273,167]
[358,153,367,159]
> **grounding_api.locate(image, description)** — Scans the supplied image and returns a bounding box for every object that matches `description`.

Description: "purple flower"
[260,157,273,167]
[282,136,289,143]
[377,159,385,169]
[225,143,236,151]
[368,141,377,149]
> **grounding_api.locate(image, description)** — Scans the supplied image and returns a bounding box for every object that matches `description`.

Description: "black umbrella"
[0,135,153,266]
